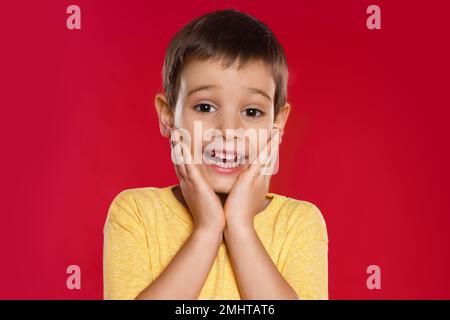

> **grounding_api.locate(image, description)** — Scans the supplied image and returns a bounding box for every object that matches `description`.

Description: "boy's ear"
[273,102,291,143]
[155,92,174,138]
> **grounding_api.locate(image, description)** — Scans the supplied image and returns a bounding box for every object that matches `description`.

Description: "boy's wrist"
[193,224,224,240]
[224,220,254,236]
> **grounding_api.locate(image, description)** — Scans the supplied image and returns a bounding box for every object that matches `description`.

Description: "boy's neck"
[172,185,271,214]
[172,185,228,207]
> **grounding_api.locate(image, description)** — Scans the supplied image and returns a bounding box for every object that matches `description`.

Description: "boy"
[103,8,328,300]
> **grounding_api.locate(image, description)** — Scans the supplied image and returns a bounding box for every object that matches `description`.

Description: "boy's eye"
[194,103,216,113]
[243,108,263,118]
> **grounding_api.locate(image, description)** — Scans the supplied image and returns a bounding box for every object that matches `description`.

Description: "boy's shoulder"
[105,186,178,231]
[112,185,165,198]
[271,192,327,237]
[109,185,171,208]
[272,192,324,218]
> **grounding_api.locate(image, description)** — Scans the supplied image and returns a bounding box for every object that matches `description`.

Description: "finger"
[266,128,281,162]
[261,129,280,175]
[172,147,185,182]
[249,128,280,176]
[176,141,188,179]
[180,141,202,181]
[170,129,179,164]
[173,161,183,181]
[170,127,182,144]
[171,132,187,179]
[255,169,272,186]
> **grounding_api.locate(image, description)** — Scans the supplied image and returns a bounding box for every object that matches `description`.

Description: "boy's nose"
[216,117,242,139]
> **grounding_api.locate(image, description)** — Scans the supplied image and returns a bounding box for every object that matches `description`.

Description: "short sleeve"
[282,203,329,300]
[103,190,153,299]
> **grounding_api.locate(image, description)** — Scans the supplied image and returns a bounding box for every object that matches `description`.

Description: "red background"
[1,0,449,299]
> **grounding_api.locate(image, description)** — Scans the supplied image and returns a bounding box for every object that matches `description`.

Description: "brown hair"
[162,9,289,115]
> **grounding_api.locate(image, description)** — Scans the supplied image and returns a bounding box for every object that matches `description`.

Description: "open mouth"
[204,148,247,169]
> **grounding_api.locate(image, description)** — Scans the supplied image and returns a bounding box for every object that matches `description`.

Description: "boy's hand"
[171,129,226,234]
[224,128,281,230]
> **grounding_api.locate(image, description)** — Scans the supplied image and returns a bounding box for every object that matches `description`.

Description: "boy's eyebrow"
[187,85,272,103]
[246,87,272,103]
[187,85,219,97]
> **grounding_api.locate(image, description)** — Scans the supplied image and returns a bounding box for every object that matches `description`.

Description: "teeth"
[211,160,240,168]
[206,149,245,168]
[215,151,235,161]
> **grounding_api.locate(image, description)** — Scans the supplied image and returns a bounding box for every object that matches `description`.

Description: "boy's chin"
[205,176,236,194]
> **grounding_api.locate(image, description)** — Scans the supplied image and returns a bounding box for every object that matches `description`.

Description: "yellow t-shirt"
[103,184,328,300]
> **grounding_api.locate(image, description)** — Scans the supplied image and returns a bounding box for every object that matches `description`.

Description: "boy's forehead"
[179,58,275,99]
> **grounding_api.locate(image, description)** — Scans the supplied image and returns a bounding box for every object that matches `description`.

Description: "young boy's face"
[158,58,289,194]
